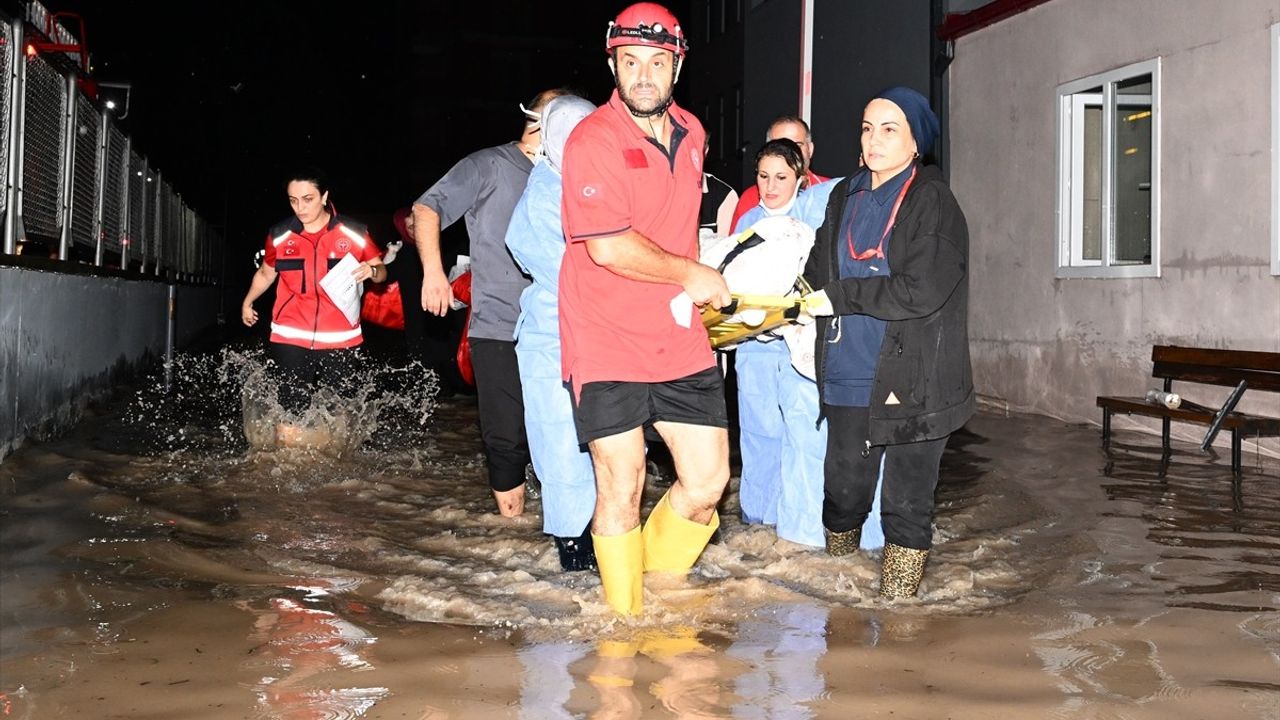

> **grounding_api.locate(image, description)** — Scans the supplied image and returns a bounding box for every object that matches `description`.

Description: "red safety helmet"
[605,2,687,57]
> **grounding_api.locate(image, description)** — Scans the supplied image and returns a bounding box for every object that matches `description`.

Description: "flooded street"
[1,350,1278,719]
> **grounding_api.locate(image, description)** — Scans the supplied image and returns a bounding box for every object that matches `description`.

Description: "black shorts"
[572,367,728,445]
[269,343,359,414]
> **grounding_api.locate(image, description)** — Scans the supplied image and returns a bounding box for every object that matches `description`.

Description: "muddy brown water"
[1,351,1277,719]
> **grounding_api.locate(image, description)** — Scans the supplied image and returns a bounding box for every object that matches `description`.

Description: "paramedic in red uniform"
[240,169,385,446]
[559,2,732,615]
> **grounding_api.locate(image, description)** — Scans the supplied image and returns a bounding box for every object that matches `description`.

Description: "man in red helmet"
[559,2,732,615]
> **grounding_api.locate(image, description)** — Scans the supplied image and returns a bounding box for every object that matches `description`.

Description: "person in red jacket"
[241,169,385,447]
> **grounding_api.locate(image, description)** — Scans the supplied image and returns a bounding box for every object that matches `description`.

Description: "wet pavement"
[0,350,1277,719]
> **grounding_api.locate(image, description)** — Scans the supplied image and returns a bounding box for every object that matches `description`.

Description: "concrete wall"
[689,0,937,188]
[686,0,748,186]
[948,0,1280,450]
[0,265,221,459]
[741,0,802,185]
[811,0,934,180]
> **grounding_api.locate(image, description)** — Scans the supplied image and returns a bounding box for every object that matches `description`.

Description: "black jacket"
[803,163,974,446]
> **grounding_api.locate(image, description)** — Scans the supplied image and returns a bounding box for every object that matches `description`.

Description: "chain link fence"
[1,9,220,279]
[70,97,98,249]
[127,149,145,262]
[101,125,126,254]
[20,52,65,241]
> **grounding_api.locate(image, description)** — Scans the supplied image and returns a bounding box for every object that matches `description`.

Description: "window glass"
[1113,74,1153,265]
[1057,61,1159,278]
[1082,102,1102,261]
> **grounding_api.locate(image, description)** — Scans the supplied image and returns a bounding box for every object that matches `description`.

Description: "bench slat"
[1152,345,1280,371]
[1152,363,1280,392]
[1096,396,1280,434]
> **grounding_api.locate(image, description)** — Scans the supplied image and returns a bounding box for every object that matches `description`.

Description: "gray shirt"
[417,142,532,341]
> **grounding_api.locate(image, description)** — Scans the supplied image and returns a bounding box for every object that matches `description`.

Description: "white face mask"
[760,181,801,217]
[519,103,542,132]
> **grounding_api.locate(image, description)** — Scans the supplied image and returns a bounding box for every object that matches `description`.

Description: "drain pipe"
[164,282,176,392]
[3,18,26,255]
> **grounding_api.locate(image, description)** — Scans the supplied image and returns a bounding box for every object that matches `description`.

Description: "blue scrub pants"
[516,333,596,537]
[737,339,883,549]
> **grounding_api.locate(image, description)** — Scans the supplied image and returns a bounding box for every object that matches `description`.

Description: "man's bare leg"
[652,421,730,524]
[588,427,648,614]
[642,422,729,573]
[588,427,648,534]
[492,485,526,517]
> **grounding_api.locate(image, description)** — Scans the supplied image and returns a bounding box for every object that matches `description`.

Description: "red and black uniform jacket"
[263,214,380,350]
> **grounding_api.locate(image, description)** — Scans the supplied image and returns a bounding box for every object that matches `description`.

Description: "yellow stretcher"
[700,216,817,350]
[701,293,806,350]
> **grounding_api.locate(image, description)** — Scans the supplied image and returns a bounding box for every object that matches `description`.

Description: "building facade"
[947,0,1280,451]
[688,0,1280,456]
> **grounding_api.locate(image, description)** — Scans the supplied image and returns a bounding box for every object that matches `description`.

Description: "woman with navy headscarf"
[802,87,974,599]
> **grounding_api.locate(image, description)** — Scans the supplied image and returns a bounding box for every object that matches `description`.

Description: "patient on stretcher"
[699,214,815,346]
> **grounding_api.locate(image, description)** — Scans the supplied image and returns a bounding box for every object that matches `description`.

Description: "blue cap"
[872,86,940,156]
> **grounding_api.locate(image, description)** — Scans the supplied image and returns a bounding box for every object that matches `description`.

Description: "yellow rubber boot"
[638,626,706,658]
[592,527,644,615]
[588,640,640,697]
[642,492,720,573]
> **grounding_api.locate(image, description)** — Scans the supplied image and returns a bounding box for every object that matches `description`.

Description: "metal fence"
[19,48,63,241]
[1,10,219,281]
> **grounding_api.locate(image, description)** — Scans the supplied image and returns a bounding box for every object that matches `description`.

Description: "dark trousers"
[391,250,467,393]
[269,343,358,414]
[822,404,947,550]
[469,337,530,492]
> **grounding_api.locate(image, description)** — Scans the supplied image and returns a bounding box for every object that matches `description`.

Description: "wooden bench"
[1097,345,1280,474]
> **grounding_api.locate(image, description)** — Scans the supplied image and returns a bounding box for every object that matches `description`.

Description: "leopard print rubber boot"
[824,528,861,557]
[879,543,929,599]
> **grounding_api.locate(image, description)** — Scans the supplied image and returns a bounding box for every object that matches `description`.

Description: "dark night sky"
[45,0,694,263]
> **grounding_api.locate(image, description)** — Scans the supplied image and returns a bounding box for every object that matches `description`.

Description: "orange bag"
[360,281,406,330]
[450,271,475,386]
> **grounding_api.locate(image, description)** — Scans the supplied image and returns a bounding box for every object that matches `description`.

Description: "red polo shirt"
[559,91,711,394]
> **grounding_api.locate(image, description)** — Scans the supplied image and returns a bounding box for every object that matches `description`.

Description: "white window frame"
[1055,58,1161,279]
[1271,23,1280,276]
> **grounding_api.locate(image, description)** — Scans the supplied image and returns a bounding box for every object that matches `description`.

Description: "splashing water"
[123,346,440,460]
[65,358,1063,643]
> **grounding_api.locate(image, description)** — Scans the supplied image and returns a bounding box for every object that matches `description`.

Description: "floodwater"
[1,348,1278,719]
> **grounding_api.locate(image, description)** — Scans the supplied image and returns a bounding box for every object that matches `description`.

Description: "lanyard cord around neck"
[845,166,917,262]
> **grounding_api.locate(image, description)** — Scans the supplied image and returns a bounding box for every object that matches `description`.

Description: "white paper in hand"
[448,255,471,311]
[669,291,694,328]
[318,253,362,326]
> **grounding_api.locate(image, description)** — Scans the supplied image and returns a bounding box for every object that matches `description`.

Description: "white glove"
[803,289,834,317]
[382,240,402,265]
